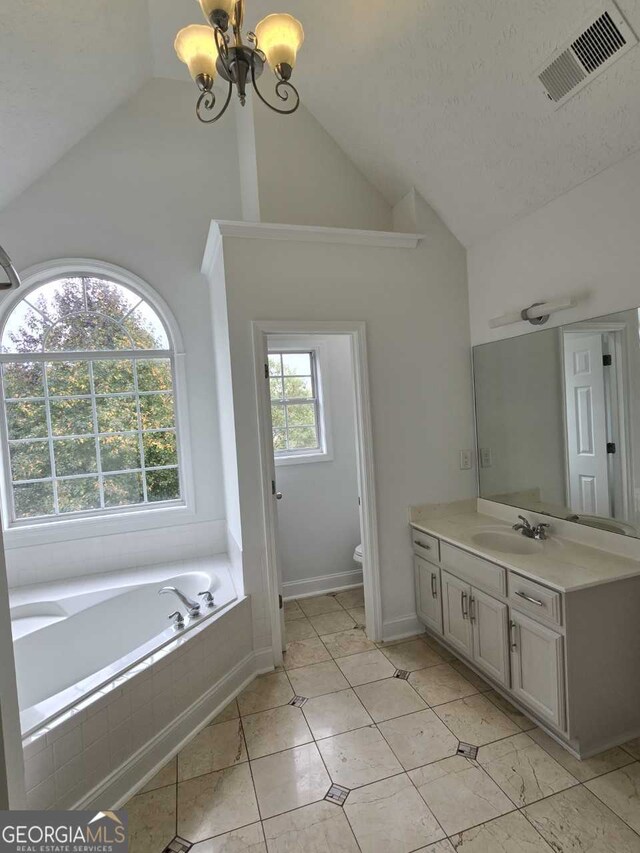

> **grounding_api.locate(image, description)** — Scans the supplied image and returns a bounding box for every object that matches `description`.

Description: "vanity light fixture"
[489,297,576,330]
[0,244,20,290]
[175,0,304,124]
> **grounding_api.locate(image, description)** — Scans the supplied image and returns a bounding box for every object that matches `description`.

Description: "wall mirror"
[473,307,640,538]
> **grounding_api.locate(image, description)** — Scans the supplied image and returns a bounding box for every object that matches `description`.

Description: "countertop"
[410,502,640,593]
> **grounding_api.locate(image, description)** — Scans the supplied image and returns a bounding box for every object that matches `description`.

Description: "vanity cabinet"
[411,517,640,759]
[441,570,509,686]
[510,609,565,730]
[415,556,443,634]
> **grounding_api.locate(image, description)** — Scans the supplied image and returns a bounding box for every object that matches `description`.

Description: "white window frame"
[0,259,195,547]
[268,337,333,466]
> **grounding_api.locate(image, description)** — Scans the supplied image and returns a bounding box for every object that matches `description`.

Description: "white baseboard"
[76,646,275,810]
[383,613,423,642]
[282,570,363,600]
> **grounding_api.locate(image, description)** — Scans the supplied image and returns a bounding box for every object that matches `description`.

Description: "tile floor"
[126,588,640,853]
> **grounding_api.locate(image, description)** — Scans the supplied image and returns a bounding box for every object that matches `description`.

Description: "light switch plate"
[480,448,492,468]
[459,450,473,470]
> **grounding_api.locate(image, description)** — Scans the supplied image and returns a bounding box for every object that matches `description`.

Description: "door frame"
[251,320,382,664]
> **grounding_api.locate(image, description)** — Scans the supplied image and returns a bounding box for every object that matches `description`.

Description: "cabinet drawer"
[411,529,440,564]
[509,573,562,626]
[440,542,506,596]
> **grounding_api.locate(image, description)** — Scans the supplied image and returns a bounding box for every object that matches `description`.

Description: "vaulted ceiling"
[0,0,151,214]
[4,0,640,245]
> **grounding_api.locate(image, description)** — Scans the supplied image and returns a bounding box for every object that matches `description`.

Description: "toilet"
[353,543,363,565]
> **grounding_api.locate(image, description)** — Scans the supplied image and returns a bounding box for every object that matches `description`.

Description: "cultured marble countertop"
[410,502,640,593]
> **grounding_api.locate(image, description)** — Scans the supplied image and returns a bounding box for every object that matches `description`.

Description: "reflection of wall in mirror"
[474,329,566,511]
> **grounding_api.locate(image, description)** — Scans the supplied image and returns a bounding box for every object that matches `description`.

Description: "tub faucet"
[159,587,200,618]
[168,611,185,630]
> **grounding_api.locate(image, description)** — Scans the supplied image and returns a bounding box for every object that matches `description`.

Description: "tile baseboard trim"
[382,612,423,642]
[282,570,363,600]
[76,645,275,811]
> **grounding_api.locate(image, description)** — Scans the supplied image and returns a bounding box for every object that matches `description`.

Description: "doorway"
[252,321,382,667]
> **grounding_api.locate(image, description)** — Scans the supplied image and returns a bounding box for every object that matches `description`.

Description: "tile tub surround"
[124,592,640,853]
[22,597,253,811]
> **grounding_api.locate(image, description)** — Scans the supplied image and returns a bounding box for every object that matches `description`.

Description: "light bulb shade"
[198,0,235,25]
[255,13,304,72]
[174,25,218,83]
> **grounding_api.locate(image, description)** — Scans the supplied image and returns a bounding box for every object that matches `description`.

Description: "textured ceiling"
[4,1,640,245]
[0,0,151,212]
[153,0,640,245]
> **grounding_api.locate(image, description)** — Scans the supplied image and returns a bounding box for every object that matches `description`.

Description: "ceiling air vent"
[537,1,637,107]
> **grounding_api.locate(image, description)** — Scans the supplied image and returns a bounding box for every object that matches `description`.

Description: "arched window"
[0,267,183,522]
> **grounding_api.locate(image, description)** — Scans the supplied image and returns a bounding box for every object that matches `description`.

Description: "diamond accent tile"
[162,837,192,853]
[457,742,479,760]
[325,784,350,806]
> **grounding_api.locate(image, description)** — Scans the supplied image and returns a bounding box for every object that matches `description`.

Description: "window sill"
[275,450,334,467]
[2,502,196,549]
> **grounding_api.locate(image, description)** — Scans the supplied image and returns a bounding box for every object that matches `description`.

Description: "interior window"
[0,274,182,522]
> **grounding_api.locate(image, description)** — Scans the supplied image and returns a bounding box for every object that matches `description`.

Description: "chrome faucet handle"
[533,522,551,540]
[169,611,185,629]
[517,515,532,528]
[198,591,215,607]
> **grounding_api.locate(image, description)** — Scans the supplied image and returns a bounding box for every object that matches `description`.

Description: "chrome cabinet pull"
[515,591,544,607]
[461,591,469,619]
[414,539,431,550]
[509,620,518,650]
[431,572,438,599]
[469,596,476,623]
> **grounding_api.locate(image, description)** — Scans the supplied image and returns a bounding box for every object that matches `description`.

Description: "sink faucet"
[159,586,200,618]
[512,515,550,541]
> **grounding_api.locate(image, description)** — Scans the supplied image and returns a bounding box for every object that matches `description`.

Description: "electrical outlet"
[480,448,492,468]
[459,450,473,470]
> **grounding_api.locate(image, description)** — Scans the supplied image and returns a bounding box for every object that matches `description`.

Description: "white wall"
[210,200,474,644]
[270,335,361,595]
[252,102,393,232]
[0,77,242,585]
[468,149,640,346]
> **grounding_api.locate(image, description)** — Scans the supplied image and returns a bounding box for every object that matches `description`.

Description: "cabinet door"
[441,570,473,657]
[510,609,565,730]
[415,556,443,634]
[471,588,509,686]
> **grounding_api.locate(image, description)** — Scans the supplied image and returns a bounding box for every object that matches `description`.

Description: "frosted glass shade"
[174,25,218,83]
[198,0,235,23]
[255,13,304,71]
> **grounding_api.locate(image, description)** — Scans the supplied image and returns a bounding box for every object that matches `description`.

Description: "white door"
[441,570,473,657]
[510,609,565,730]
[470,588,509,686]
[563,332,610,516]
[415,557,443,634]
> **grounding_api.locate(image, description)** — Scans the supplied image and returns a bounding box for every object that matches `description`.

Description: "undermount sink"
[471,530,543,555]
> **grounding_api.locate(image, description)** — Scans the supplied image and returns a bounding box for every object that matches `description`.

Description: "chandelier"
[175,0,304,124]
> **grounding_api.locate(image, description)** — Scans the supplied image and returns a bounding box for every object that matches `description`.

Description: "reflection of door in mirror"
[562,332,610,517]
[562,319,635,529]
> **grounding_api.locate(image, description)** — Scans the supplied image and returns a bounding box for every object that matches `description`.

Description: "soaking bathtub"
[10,556,238,737]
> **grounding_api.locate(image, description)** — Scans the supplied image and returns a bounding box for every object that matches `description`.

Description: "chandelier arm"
[196,81,233,123]
[250,56,300,115]
[214,26,232,77]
